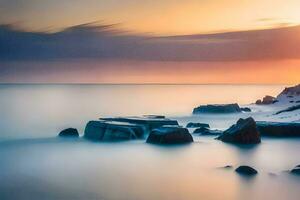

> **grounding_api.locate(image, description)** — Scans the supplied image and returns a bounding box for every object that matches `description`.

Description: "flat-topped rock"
[186,122,210,128]
[193,103,242,114]
[146,126,193,144]
[256,121,300,137]
[193,127,222,136]
[58,128,79,137]
[84,120,144,141]
[217,117,261,144]
[100,116,178,133]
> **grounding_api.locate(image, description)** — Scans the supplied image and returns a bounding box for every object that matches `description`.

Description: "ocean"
[0,84,299,200]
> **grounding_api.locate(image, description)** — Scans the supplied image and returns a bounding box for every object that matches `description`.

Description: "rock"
[186,122,210,128]
[100,116,178,134]
[58,128,79,137]
[84,120,144,141]
[256,95,276,105]
[143,115,165,119]
[235,166,258,175]
[193,127,222,136]
[217,117,261,144]
[256,121,300,137]
[255,99,262,104]
[241,107,251,112]
[193,103,242,114]
[275,104,300,115]
[290,165,300,175]
[146,126,193,144]
[223,165,233,169]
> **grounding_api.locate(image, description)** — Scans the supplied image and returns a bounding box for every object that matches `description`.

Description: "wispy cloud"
[1,22,300,62]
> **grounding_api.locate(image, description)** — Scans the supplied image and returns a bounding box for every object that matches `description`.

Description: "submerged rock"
[241,107,251,112]
[193,103,242,114]
[84,120,144,141]
[217,117,261,144]
[193,127,222,136]
[58,128,79,137]
[235,166,258,175]
[146,126,193,144]
[256,122,300,137]
[186,122,210,128]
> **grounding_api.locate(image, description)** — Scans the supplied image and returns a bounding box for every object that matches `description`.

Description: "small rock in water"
[290,165,300,175]
[235,166,258,176]
[223,165,233,169]
[186,122,210,128]
[193,127,222,136]
[241,107,251,112]
[58,128,79,137]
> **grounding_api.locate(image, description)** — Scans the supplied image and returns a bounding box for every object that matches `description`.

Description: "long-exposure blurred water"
[0,84,299,200]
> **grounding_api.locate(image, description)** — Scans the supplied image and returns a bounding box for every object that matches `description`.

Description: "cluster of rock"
[56,116,193,144]
[255,95,277,105]
[193,103,251,114]
[216,117,261,144]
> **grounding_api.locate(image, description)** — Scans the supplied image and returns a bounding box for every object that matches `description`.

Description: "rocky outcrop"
[193,127,222,136]
[217,117,261,144]
[58,128,79,137]
[256,122,300,137]
[146,126,193,144]
[235,166,258,175]
[84,120,144,141]
[256,95,277,105]
[186,122,210,128]
[193,103,242,114]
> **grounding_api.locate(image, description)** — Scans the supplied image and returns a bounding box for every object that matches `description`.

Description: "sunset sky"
[0,0,300,83]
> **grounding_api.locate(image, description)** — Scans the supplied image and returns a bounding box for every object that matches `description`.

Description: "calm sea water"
[0,84,299,200]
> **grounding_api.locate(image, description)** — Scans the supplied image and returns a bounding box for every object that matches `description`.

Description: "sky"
[0,0,300,83]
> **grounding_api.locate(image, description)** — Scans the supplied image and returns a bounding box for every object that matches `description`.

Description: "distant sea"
[0,84,288,139]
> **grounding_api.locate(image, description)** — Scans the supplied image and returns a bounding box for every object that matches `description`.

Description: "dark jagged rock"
[193,127,222,136]
[100,116,178,134]
[146,126,193,144]
[235,166,258,175]
[84,120,144,141]
[241,107,251,112]
[256,121,300,137]
[217,117,261,144]
[256,95,277,105]
[290,165,300,175]
[186,122,210,128]
[193,103,242,114]
[58,128,79,137]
